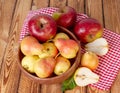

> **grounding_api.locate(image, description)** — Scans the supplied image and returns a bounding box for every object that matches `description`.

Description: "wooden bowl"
[17,26,81,84]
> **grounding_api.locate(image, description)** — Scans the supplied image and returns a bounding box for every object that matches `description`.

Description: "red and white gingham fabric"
[20,7,120,90]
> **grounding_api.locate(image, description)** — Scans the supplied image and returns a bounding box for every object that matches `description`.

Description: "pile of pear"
[74,37,109,87]
[20,32,79,78]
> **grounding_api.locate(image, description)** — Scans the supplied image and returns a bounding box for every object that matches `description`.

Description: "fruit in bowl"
[34,57,56,78]
[17,26,81,84]
[28,14,57,42]
[39,42,58,58]
[54,32,70,40]
[54,56,71,75]
[20,36,44,56]
[21,55,39,73]
[54,38,79,59]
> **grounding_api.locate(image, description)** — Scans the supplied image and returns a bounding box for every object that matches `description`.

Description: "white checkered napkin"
[20,7,120,90]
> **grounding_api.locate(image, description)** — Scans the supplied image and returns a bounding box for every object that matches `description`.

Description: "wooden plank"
[65,86,87,93]
[67,0,85,13]
[87,86,110,93]
[0,0,17,92]
[32,0,49,10]
[50,0,67,8]
[0,0,16,73]
[18,73,41,93]
[85,0,103,25]
[0,0,33,93]
[111,72,120,93]
[41,84,62,93]
[10,0,41,93]
[103,0,120,34]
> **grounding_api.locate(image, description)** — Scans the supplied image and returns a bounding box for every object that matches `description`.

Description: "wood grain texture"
[0,0,16,73]
[85,0,103,25]
[87,86,110,93]
[65,86,86,93]
[41,84,62,93]
[67,0,85,13]
[50,0,67,8]
[10,0,40,93]
[103,0,120,34]
[0,0,33,93]
[32,0,49,10]
[111,72,120,93]
[18,73,41,93]
[0,0,17,92]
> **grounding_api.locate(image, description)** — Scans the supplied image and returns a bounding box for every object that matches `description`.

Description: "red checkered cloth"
[20,7,120,90]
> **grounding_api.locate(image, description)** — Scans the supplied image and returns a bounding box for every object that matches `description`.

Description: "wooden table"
[0,0,120,93]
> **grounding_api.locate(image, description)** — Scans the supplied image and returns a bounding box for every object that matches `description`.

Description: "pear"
[34,57,56,78]
[20,36,44,56]
[54,56,71,75]
[54,38,79,59]
[21,55,39,73]
[81,52,99,70]
[54,32,70,40]
[85,38,109,56]
[74,67,99,87]
[39,42,58,58]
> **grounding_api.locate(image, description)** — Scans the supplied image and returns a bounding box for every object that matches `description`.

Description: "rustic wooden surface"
[0,0,120,93]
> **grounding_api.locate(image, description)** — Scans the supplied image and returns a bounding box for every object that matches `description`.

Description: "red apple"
[74,18,103,43]
[28,14,57,42]
[52,6,76,28]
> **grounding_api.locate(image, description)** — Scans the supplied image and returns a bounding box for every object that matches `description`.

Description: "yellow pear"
[54,56,71,75]
[81,52,99,70]
[20,36,44,56]
[21,55,39,73]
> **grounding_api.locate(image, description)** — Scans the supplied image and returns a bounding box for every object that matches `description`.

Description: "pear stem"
[46,39,54,42]
[55,52,60,59]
